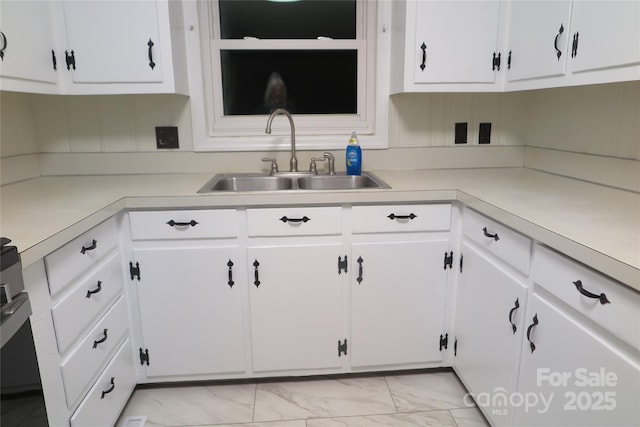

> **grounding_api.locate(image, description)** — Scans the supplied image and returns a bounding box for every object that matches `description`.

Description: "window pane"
[219,0,356,39]
[220,50,357,115]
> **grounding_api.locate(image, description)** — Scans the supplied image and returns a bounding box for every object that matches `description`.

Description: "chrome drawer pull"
[80,239,97,254]
[100,377,115,399]
[482,227,500,241]
[573,280,610,305]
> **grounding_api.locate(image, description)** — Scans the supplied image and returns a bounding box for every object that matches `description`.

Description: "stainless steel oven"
[1,238,48,426]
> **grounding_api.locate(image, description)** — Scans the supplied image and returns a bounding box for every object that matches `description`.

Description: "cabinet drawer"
[70,339,135,427]
[463,209,532,275]
[534,245,640,350]
[352,204,451,233]
[51,253,123,353]
[129,209,238,240]
[45,217,118,296]
[61,297,129,409]
[247,207,342,237]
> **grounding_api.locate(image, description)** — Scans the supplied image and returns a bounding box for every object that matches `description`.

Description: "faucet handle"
[322,152,336,175]
[309,157,326,174]
[261,158,279,175]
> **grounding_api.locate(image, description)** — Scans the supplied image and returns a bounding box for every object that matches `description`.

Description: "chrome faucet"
[265,108,298,172]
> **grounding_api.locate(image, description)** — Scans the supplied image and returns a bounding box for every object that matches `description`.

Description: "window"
[189,0,388,151]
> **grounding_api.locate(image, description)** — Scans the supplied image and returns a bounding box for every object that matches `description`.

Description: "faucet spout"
[265,108,298,172]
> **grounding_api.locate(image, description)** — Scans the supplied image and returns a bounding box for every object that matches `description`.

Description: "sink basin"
[297,172,390,190]
[198,172,389,192]
[198,174,293,192]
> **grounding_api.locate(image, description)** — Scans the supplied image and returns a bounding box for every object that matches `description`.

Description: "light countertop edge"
[1,168,638,291]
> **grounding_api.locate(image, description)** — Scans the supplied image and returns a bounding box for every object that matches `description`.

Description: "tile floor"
[118,370,489,427]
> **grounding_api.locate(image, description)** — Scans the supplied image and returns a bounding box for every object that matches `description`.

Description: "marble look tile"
[385,372,469,412]
[202,421,306,427]
[253,376,396,422]
[306,410,457,427]
[450,407,491,427]
[117,383,256,426]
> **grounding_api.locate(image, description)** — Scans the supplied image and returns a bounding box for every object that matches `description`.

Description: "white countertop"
[1,168,638,289]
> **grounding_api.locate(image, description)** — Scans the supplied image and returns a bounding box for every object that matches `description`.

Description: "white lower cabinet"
[132,245,246,377]
[453,242,527,426]
[70,339,136,427]
[247,243,344,373]
[514,293,640,426]
[350,239,449,368]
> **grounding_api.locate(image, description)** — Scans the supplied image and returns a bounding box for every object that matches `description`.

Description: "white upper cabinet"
[505,0,640,90]
[392,0,639,92]
[505,0,573,82]
[568,0,640,75]
[57,0,187,94]
[61,1,162,84]
[0,1,59,93]
[390,0,505,93]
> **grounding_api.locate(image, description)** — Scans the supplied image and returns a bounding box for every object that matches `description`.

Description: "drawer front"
[534,245,640,350]
[61,297,129,409]
[247,207,342,237]
[52,253,123,353]
[463,209,532,275]
[46,217,118,296]
[129,209,239,240]
[352,204,451,233]
[70,339,135,427]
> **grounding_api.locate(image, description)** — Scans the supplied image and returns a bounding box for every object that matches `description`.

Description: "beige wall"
[522,81,640,160]
[1,81,638,181]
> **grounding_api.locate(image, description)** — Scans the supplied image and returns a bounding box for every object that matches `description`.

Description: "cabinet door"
[515,294,640,426]
[454,243,527,426]
[61,0,163,84]
[0,1,58,85]
[413,0,501,84]
[248,243,344,373]
[506,1,572,82]
[350,239,449,368]
[569,1,640,74]
[133,246,245,377]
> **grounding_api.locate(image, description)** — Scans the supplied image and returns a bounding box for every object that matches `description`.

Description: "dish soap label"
[346,131,362,176]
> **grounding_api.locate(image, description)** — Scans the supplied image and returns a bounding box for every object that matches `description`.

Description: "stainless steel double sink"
[198,172,390,193]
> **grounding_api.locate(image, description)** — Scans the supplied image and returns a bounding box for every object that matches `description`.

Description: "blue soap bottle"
[346,131,362,176]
